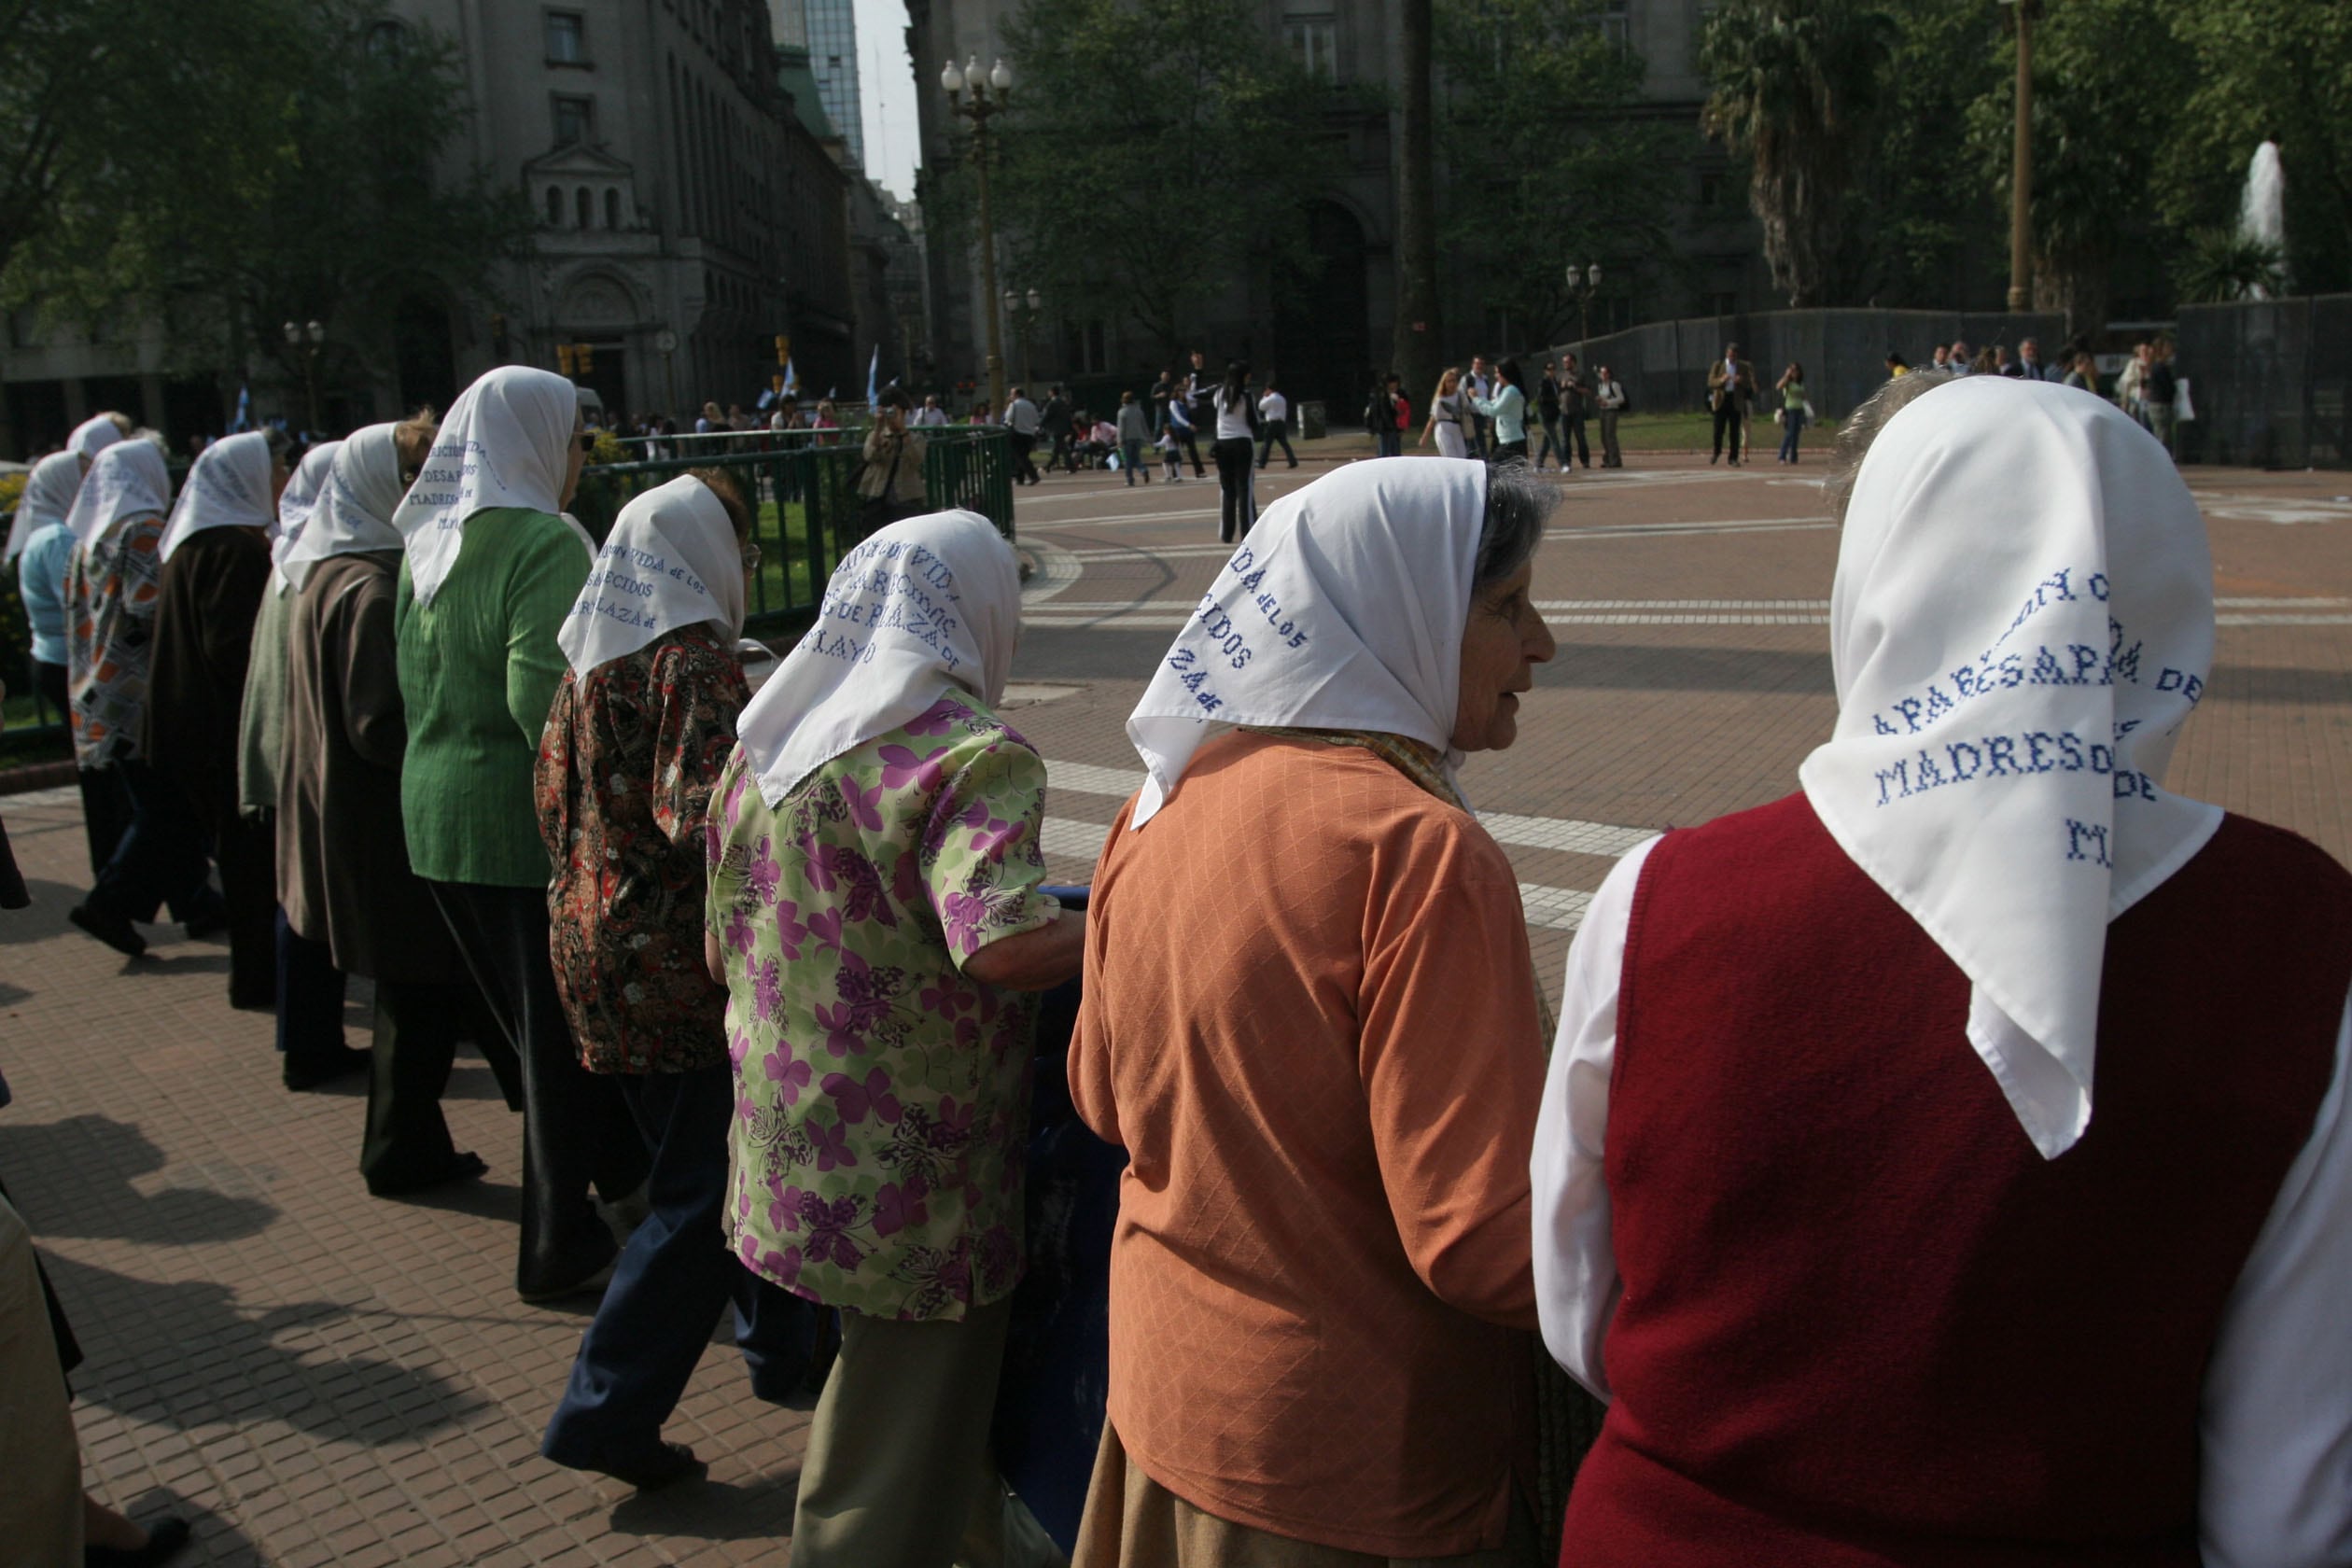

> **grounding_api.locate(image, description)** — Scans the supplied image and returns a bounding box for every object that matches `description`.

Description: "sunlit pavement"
[2,448,2345,1563]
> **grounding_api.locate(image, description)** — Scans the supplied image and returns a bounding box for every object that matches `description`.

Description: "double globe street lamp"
[941,55,1015,413]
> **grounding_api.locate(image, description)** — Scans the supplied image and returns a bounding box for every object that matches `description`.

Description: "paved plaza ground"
[3,445,2347,1564]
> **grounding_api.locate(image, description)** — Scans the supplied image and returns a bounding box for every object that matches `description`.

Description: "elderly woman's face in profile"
[1452,558,1555,753]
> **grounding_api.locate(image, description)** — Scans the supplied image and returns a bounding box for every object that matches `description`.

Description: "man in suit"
[1707,344,1757,466]
[2015,338,2056,381]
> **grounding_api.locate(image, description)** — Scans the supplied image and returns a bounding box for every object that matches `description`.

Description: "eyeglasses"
[741,543,762,570]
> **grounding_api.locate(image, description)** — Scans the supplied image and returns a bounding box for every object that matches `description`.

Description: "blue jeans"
[274,909,346,1060]
[1256,422,1295,467]
[543,1063,819,1466]
[1375,427,1403,458]
[1779,409,1806,462]
[1122,439,1148,483]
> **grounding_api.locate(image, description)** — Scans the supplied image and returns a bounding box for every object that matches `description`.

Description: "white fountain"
[2239,139,2286,299]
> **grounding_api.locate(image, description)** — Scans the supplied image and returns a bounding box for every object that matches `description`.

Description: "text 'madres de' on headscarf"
[1124,455,1488,827]
[732,510,1019,808]
[557,474,747,679]
[158,431,276,562]
[280,425,409,592]
[392,365,581,605]
[1798,374,2223,1158]
[63,439,172,550]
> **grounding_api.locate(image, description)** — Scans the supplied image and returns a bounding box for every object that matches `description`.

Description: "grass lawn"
[1297,409,1838,460]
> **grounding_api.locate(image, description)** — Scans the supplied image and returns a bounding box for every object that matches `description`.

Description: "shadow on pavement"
[608,1472,802,1543]
[112,1489,266,1568]
[48,1251,487,1444]
[0,876,79,941]
[0,1116,275,1244]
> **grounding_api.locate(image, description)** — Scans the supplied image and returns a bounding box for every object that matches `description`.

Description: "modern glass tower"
[772,0,865,167]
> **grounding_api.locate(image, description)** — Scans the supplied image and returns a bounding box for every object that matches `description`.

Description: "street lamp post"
[283,318,325,433]
[2002,0,2035,313]
[1567,263,1602,360]
[942,55,1015,414]
[1002,287,1042,389]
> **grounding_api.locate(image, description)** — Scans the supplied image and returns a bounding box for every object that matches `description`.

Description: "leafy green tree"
[1392,0,1443,400]
[984,0,1326,358]
[1701,0,1897,307]
[1848,0,2004,306]
[2160,0,2352,293]
[1434,0,1680,343]
[5,0,529,393]
[1965,0,2191,328]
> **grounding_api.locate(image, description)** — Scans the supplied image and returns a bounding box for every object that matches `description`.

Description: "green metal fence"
[0,427,1015,747]
[569,426,1015,633]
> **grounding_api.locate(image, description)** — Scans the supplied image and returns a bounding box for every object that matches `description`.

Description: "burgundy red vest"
[1562,794,2351,1567]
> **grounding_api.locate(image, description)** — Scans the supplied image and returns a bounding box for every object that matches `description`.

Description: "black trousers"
[361,975,494,1194]
[82,759,213,928]
[275,908,347,1064]
[1010,432,1041,484]
[212,807,277,1008]
[43,660,133,883]
[1255,422,1296,468]
[1564,412,1591,467]
[1713,402,1745,461]
[1177,427,1204,476]
[1212,438,1256,543]
[426,880,647,1295]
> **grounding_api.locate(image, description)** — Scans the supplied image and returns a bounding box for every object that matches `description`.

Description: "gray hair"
[1823,370,1954,526]
[1476,461,1558,587]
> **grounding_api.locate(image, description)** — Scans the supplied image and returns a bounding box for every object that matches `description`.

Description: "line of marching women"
[6,367,2351,1568]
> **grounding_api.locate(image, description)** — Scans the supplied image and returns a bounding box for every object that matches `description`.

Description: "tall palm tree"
[1701,0,1897,307]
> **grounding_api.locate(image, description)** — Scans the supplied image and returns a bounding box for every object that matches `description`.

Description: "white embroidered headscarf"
[268,441,341,591]
[734,510,1019,806]
[558,474,748,678]
[281,425,407,592]
[67,414,124,462]
[159,431,276,562]
[64,439,172,549]
[1126,455,1486,827]
[5,452,85,564]
[1798,374,2223,1158]
[392,365,580,604]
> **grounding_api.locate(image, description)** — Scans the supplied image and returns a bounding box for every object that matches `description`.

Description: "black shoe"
[181,911,228,941]
[70,903,147,958]
[86,1516,190,1567]
[283,1044,371,1091]
[556,1440,707,1491]
[367,1150,488,1199]
[230,985,276,1013]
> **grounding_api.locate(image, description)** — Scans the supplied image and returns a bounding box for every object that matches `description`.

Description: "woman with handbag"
[1774,361,1811,464]
[856,388,931,535]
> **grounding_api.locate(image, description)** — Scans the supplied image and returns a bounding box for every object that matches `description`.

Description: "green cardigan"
[396,507,591,888]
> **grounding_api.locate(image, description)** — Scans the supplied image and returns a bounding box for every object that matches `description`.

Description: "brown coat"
[145,525,272,819]
[1706,357,1757,413]
[275,550,463,984]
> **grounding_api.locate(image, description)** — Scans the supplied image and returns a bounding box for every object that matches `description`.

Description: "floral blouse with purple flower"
[706,689,1060,1322]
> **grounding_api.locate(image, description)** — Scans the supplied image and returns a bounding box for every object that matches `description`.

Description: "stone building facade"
[902,0,1771,413]
[2,0,859,455]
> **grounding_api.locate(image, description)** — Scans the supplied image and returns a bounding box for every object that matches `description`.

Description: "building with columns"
[3,0,859,455]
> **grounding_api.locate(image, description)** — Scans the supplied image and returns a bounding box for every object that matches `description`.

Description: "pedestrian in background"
[1534,361,1564,471]
[2144,341,2179,458]
[2064,353,2099,395]
[147,429,292,1013]
[1472,357,1530,464]
[1041,385,1075,474]
[1255,378,1296,469]
[1116,391,1153,486]
[1003,385,1043,485]
[855,387,931,533]
[1422,366,1469,459]
[1774,360,1811,464]
[1707,343,1755,466]
[1369,373,1408,459]
[1180,351,1212,477]
[1464,356,1494,458]
[539,470,818,1491]
[391,364,648,1303]
[1595,364,1627,468]
[1560,353,1593,471]
[1211,359,1259,543]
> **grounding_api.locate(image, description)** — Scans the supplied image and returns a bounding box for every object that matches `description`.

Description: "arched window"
[605,189,622,230]
[545,186,563,225]
[575,187,592,228]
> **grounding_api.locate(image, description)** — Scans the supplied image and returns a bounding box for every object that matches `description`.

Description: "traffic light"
[555,343,575,376]
[577,343,595,375]
[774,334,791,365]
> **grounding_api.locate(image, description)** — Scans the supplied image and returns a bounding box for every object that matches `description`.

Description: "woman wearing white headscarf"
[391,364,645,1301]
[1531,375,2352,1564]
[278,415,498,1183]
[537,470,816,1491]
[1068,458,1561,1568]
[63,439,225,959]
[144,428,292,1010]
[707,511,1085,1565]
[216,440,355,1084]
[66,411,131,463]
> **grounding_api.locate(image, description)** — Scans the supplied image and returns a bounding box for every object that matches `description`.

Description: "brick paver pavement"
[2,449,2345,1563]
